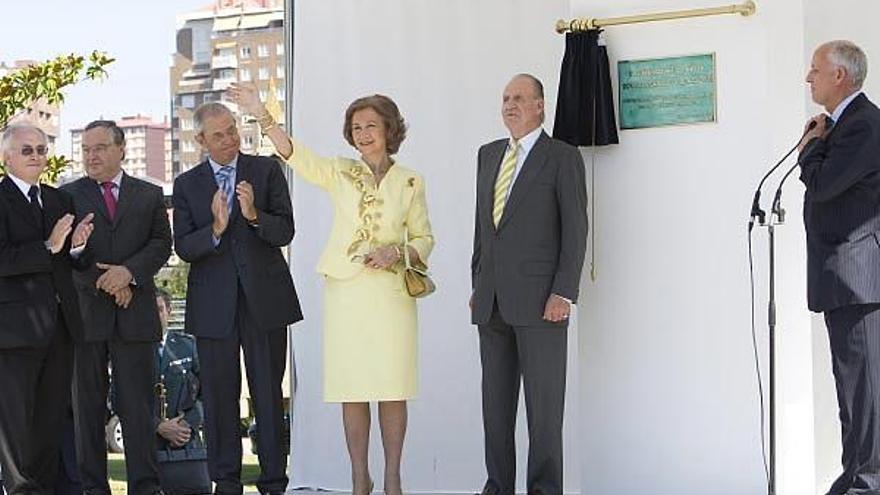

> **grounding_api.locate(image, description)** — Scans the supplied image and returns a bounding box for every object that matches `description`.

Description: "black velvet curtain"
[553,29,618,146]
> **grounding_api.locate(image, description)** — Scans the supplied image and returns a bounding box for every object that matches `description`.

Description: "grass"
[107,447,261,495]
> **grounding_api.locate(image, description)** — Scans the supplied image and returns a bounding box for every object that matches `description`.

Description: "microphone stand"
[749,123,814,495]
[765,206,780,495]
[764,158,801,495]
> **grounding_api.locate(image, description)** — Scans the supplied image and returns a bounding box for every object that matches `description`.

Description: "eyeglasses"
[21,145,48,156]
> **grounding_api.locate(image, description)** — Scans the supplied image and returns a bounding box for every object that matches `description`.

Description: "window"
[191,21,213,65]
[243,135,254,148]
[217,47,234,57]
[258,44,269,58]
[259,90,267,101]
[276,66,285,79]
[258,67,269,80]
[240,68,251,81]
[276,43,284,56]
[183,140,196,153]
[240,45,251,58]
[180,94,195,108]
[181,118,193,131]
[217,68,235,80]
[276,87,285,101]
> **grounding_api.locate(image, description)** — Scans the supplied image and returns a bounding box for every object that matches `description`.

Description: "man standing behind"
[62,120,172,495]
[153,288,210,495]
[0,124,94,493]
[471,74,588,495]
[799,40,880,494]
[153,288,203,452]
[172,102,301,495]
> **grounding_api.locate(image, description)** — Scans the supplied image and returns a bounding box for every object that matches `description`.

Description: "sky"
[0,0,210,155]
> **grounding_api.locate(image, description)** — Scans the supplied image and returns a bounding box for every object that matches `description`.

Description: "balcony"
[212,76,236,91]
[212,54,238,69]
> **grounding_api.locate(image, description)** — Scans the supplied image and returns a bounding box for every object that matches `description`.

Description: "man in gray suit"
[799,41,880,495]
[471,74,588,495]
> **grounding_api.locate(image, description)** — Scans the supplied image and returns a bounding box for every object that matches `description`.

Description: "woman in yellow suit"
[229,83,433,495]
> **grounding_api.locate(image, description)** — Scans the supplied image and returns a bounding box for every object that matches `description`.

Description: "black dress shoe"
[477,481,500,495]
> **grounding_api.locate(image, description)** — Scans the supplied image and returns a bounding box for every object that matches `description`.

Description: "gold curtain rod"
[556,0,756,33]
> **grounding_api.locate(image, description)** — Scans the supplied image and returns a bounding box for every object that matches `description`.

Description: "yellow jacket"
[286,140,434,280]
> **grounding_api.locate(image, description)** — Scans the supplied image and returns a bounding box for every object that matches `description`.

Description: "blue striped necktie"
[215,166,234,211]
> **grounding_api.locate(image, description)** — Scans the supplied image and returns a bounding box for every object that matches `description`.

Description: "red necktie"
[101,182,117,221]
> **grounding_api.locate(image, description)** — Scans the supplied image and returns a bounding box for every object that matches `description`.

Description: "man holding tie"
[799,41,880,494]
[0,124,93,493]
[172,102,301,495]
[63,120,172,495]
[471,74,588,495]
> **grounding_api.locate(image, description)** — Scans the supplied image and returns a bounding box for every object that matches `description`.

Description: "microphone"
[771,126,822,224]
[749,120,818,231]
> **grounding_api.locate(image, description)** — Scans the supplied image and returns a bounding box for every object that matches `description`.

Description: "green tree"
[155,263,190,300]
[0,51,114,182]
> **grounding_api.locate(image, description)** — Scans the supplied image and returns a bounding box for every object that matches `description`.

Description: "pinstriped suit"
[799,92,880,494]
[471,130,588,495]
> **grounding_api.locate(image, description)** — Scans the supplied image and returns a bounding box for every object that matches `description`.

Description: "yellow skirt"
[323,268,418,402]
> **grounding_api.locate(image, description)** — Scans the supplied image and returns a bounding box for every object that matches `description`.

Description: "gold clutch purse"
[403,228,435,298]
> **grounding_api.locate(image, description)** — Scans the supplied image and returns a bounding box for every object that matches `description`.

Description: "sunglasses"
[21,145,48,156]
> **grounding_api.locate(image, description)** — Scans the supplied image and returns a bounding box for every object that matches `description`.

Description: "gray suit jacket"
[799,93,880,312]
[471,130,588,327]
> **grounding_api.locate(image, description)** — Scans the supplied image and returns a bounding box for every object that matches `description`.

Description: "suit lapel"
[497,131,550,230]
[196,160,219,215]
[78,178,112,224]
[827,93,866,142]
[0,177,43,234]
[112,174,136,228]
[39,186,65,227]
[231,154,247,222]
[480,141,506,230]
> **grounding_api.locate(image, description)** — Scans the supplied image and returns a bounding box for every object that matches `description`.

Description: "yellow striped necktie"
[493,140,519,227]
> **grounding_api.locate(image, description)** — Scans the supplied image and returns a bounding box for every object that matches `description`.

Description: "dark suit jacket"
[799,93,880,312]
[471,131,588,327]
[62,174,172,342]
[0,177,85,347]
[172,153,302,338]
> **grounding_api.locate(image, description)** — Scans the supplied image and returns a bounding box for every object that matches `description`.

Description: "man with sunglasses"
[0,123,94,494]
[61,120,172,495]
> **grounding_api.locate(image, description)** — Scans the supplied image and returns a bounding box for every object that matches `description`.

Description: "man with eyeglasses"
[0,123,94,494]
[61,120,172,495]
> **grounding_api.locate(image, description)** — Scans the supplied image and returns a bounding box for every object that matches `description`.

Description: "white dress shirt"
[501,126,543,197]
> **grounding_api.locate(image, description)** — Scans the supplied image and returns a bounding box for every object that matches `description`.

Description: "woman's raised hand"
[228,82,265,116]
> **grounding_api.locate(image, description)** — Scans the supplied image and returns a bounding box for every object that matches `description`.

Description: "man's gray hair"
[824,40,868,90]
[193,102,235,134]
[1,123,48,155]
[513,73,545,100]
